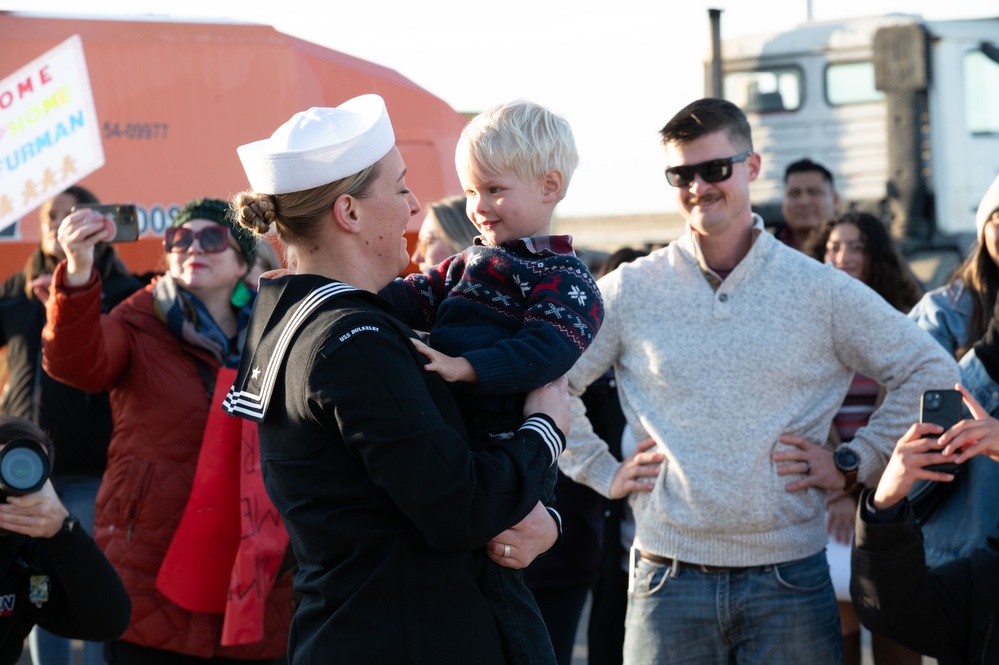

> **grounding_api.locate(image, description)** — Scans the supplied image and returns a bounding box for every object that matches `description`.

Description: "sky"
[2,0,996,217]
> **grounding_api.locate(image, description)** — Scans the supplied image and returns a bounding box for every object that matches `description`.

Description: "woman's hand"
[937,383,999,464]
[56,209,115,286]
[411,338,478,384]
[609,437,663,499]
[485,501,558,569]
[826,493,856,545]
[523,375,569,434]
[872,421,957,509]
[0,480,70,539]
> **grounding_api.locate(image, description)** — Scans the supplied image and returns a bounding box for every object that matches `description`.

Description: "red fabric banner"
[155,367,290,645]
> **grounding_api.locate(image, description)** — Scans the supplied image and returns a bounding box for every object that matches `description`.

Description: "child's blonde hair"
[456,100,579,201]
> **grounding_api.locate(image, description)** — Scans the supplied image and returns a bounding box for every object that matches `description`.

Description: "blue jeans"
[30,475,107,665]
[623,550,841,665]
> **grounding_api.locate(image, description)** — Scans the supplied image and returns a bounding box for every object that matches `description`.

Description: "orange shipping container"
[0,13,467,279]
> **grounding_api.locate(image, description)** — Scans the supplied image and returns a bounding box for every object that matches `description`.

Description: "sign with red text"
[0,35,103,234]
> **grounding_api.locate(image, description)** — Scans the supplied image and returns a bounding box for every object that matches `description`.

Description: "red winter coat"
[42,263,291,659]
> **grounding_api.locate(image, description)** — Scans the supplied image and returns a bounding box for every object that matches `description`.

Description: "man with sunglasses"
[559,97,959,664]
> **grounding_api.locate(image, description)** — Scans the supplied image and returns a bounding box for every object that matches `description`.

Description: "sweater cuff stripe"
[546,506,563,533]
[520,415,565,465]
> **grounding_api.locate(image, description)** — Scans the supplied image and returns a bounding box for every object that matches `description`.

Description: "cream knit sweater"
[561,219,959,567]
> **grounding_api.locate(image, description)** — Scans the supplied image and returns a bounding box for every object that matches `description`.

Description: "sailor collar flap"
[223,276,358,422]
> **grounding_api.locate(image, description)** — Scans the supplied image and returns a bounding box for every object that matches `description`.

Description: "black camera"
[0,440,51,498]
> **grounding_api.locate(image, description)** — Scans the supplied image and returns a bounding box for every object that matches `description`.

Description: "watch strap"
[841,468,859,492]
[833,446,860,491]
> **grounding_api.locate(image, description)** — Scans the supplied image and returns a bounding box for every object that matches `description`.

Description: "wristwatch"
[833,446,860,491]
[59,515,79,536]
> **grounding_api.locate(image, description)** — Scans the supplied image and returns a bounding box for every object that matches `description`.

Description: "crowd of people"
[1,91,998,665]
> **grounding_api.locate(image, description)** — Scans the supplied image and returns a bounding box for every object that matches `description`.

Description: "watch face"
[836,448,859,470]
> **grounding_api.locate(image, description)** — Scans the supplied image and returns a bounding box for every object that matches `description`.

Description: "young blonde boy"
[381,100,603,664]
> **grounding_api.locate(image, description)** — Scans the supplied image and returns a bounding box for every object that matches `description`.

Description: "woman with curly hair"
[807,211,924,665]
[808,211,923,312]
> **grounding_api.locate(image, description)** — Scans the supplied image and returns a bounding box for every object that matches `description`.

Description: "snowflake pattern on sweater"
[381,235,603,396]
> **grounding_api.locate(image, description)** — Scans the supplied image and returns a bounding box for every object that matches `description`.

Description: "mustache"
[687,193,721,206]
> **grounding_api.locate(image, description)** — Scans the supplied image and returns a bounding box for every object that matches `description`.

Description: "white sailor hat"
[237,94,395,195]
[977,174,999,239]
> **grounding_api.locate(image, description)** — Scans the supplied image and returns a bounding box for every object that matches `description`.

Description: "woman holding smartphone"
[903,177,999,665]
[852,383,999,664]
[41,198,292,664]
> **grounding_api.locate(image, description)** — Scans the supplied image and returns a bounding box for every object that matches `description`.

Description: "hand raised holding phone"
[937,384,999,466]
[919,389,964,473]
[58,206,121,286]
[73,203,139,243]
[873,384,999,510]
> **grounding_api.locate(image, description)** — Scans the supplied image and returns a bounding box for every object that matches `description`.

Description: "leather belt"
[637,550,757,574]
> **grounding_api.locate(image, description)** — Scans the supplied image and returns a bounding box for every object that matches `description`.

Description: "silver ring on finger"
[503,544,511,558]
[804,461,812,475]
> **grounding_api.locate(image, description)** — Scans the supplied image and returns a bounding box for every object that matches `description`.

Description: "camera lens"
[0,441,50,495]
[926,392,941,409]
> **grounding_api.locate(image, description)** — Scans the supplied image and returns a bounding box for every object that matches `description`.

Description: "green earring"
[231,280,252,308]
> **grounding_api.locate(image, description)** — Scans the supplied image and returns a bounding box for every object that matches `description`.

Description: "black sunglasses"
[664,151,752,188]
[164,226,231,254]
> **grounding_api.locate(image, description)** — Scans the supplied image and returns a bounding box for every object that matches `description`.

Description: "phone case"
[919,389,963,434]
[73,203,140,242]
[109,205,139,242]
[919,389,962,473]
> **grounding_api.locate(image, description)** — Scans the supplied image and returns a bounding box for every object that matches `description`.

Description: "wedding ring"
[804,461,812,475]
[503,544,511,558]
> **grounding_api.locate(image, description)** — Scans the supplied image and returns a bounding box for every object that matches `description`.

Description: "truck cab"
[713,14,999,284]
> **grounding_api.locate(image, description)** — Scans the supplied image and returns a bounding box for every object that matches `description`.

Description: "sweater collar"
[684,214,766,290]
[472,234,575,257]
[223,275,359,422]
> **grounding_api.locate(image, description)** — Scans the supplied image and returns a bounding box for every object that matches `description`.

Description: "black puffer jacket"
[851,488,999,665]
[0,522,131,665]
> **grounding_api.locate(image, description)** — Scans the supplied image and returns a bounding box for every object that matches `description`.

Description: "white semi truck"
[710,13,999,284]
